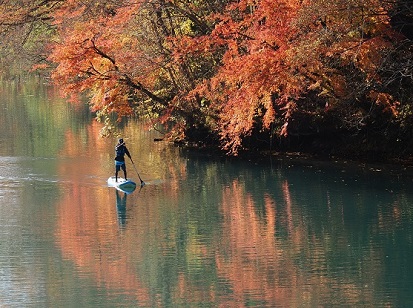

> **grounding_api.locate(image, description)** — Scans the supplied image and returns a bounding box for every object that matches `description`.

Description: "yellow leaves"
[180,20,195,35]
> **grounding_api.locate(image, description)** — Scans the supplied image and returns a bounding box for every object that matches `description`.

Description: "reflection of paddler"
[116,190,127,228]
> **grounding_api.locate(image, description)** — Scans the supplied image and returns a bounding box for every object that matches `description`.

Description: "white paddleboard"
[107,176,137,193]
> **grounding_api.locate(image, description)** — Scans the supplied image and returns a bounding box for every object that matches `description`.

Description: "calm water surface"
[0,80,413,307]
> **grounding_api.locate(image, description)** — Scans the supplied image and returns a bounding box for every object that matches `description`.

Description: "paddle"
[130,158,145,186]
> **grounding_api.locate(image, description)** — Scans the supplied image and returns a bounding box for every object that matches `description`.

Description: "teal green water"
[0,80,412,307]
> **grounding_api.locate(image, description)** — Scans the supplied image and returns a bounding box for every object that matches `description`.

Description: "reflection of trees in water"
[214,179,364,306]
[55,120,153,305]
[0,79,92,157]
[53,123,412,306]
[212,166,413,306]
[116,190,127,229]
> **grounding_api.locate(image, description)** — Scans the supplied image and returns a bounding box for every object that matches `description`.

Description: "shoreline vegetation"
[1,1,413,165]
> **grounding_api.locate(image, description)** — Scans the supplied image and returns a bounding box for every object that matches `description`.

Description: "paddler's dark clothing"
[114,139,132,181]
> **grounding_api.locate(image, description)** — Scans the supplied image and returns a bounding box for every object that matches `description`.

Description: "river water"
[0,80,412,307]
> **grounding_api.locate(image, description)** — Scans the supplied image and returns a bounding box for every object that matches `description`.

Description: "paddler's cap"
[119,138,124,143]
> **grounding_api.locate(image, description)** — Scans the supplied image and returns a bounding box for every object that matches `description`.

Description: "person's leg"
[121,164,127,180]
[115,164,121,181]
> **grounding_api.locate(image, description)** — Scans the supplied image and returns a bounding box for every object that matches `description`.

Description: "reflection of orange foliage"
[55,185,151,304]
[214,179,377,307]
[378,200,405,231]
[52,118,392,306]
[60,121,108,157]
[55,121,151,305]
[216,180,296,306]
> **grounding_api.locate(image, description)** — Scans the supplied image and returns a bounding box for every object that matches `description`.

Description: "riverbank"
[175,139,413,178]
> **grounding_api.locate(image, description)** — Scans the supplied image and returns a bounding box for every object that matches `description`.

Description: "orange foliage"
[368,90,399,116]
[179,0,400,153]
[42,0,404,154]
[183,0,303,153]
[48,0,159,120]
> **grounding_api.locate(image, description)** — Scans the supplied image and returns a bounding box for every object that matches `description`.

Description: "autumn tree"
[182,0,304,153]
[47,0,228,139]
[172,0,410,156]
[2,0,412,159]
[48,1,165,130]
[0,0,61,77]
[288,0,412,157]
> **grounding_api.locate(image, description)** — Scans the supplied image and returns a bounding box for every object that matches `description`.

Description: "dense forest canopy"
[1,0,413,160]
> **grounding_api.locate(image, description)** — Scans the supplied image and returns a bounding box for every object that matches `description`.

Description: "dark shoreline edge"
[172,140,413,177]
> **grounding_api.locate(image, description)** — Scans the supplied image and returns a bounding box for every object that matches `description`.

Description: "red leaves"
[181,0,302,153]
[47,1,155,118]
[39,0,405,154]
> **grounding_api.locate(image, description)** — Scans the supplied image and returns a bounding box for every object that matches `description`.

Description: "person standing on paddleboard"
[114,138,132,182]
